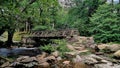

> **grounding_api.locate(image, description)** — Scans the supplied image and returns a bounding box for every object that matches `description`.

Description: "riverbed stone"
[52,51,59,57]
[114,50,120,57]
[37,62,50,68]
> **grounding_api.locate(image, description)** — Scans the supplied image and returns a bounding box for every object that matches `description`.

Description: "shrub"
[40,40,71,56]
[40,44,56,53]
[90,4,120,43]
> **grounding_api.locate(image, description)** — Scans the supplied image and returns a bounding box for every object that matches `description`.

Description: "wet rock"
[114,50,120,57]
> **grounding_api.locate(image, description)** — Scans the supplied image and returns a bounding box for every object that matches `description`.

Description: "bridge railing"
[29,29,79,37]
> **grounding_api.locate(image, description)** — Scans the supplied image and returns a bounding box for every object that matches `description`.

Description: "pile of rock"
[1,36,120,68]
[82,54,120,68]
[0,51,89,68]
[67,35,97,50]
[97,44,120,58]
[1,50,120,68]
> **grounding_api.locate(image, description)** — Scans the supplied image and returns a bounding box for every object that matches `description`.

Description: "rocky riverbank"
[1,35,120,68]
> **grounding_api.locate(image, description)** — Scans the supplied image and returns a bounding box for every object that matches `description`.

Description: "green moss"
[13,32,29,41]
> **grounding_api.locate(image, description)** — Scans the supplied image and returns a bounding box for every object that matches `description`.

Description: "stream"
[0,48,41,57]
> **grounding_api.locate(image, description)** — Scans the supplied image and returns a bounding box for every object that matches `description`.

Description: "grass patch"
[0,31,29,42]
[13,32,28,41]
[0,32,8,41]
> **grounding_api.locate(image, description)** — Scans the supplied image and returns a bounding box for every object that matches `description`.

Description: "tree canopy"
[0,0,120,46]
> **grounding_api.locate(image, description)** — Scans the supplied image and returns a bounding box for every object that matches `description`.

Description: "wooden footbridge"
[21,29,79,44]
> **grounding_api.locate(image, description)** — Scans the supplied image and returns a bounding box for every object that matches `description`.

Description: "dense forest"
[0,0,120,46]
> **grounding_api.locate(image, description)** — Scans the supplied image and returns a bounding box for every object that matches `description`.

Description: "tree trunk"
[119,0,120,14]
[6,30,15,47]
[0,29,5,36]
[111,0,114,5]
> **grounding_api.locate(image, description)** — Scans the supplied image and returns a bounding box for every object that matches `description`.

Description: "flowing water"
[0,48,41,57]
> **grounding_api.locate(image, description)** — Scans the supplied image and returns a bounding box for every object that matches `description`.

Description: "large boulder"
[82,54,105,65]
[98,44,120,52]
[114,50,120,57]
[94,64,120,68]
[106,44,120,52]
[97,44,108,50]
[0,62,10,68]
[67,36,96,49]
[36,62,50,68]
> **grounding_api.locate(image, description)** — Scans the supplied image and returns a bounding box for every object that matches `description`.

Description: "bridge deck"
[21,29,79,44]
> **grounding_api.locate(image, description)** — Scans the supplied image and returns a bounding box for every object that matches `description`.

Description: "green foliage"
[67,0,105,36]
[0,0,60,31]
[53,40,71,56]
[32,25,49,31]
[55,9,69,29]
[90,4,120,43]
[41,44,56,53]
[0,0,60,45]
[40,40,70,56]
[24,0,60,30]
